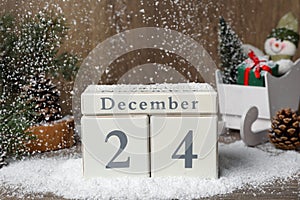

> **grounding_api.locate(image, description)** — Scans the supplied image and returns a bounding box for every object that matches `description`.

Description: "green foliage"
[0,11,79,97]
[218,17,247,84]
[0,11,79,162]
[54,52,80,81]
[0,98,37,159]
[0,14,17,95]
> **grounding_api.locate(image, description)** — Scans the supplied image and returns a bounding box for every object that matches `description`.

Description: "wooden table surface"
[0,131,299,200]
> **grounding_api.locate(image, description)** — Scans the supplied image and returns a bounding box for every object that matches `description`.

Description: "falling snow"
[0,1,296,199]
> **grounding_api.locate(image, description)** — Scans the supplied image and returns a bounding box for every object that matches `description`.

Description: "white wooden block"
[82,115,149,178]
[150,115,218,178]
[81,83,217,115]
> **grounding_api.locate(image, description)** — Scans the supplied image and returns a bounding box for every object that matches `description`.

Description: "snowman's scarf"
[270,55,292,62]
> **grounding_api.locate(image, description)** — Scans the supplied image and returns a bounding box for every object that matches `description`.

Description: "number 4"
[172,130,198,168]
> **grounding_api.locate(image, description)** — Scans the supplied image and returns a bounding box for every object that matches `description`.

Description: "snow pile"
[0,141,299,199]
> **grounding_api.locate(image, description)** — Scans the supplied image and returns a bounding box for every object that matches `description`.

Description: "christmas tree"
[0,11,79,99]
[0,11,79,165]
[218,17,247,84]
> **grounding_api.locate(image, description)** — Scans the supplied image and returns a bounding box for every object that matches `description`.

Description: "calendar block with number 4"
[150,116,217,178]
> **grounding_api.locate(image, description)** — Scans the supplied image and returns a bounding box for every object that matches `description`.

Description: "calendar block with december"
[81,83,217,115]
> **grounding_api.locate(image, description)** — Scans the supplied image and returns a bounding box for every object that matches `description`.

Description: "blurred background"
[1,0,299,115]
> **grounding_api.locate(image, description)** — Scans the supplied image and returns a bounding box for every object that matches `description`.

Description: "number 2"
[105,130,130,168]
[172,130,198,168]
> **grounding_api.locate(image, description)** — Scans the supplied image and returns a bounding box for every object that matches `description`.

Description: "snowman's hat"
[267,12,299,47]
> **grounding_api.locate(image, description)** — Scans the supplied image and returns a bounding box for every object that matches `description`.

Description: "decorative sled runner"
[216,60,300,146]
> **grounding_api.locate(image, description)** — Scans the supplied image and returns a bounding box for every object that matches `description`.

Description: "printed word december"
[100,96,199,111]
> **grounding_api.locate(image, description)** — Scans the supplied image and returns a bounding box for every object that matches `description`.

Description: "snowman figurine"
[264,12,299,75]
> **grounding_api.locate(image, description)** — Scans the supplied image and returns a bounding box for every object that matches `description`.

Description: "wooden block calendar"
[150,115,217,177]
[81,83,218,178]
[81,115,149,178]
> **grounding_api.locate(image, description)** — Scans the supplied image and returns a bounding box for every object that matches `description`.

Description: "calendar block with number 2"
[81,83,218,178]
[82,115,149,178]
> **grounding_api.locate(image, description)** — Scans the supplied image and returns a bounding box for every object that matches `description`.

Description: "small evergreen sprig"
[218,17,247,84]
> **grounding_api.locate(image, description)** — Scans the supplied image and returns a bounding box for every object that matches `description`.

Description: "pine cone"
[269,108,300,150]
[21,73,62,123]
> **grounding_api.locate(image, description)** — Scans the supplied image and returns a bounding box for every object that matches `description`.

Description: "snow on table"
[0,141,299,199]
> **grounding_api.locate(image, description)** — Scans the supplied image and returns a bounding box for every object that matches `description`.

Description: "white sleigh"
[216,60,300,146]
